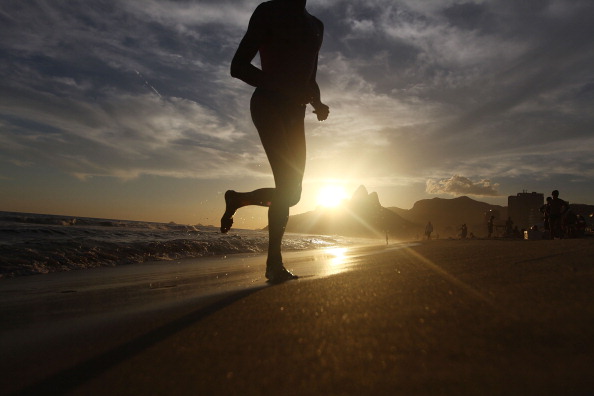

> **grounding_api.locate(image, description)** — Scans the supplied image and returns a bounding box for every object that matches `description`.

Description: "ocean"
[0,211,361,279]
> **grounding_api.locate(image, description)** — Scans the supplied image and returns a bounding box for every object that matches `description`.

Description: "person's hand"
[312,102,329,121]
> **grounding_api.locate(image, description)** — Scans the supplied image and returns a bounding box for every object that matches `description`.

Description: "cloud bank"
[426,175,499,197]
[1,0,594,207]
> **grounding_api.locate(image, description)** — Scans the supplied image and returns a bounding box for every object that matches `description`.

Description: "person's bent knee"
[288,191,301,207]
[275,186,301,207]
[285,188,301,207]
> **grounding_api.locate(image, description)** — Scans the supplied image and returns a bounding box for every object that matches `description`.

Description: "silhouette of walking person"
[549,189,569,239]
[487,215,495,238]
[424,221,433,240]
[221,0,329,283]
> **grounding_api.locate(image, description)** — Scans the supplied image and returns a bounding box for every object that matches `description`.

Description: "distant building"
[508,191,544,230]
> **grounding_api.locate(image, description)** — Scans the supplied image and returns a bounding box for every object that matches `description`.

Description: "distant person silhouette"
[549,190,569,239]
[221,0,329,283]
[505,216,514,237]
[460,223,468,239]
[487,215,495,238]
[564,210,577,237]
[540,197,552,233]
[424,221,433,240]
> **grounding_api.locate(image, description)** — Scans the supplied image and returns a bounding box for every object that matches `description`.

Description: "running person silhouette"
[221,0,329,283]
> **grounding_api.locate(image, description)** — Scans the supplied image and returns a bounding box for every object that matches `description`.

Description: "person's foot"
[265,266,298,284]
[220,190,238,234]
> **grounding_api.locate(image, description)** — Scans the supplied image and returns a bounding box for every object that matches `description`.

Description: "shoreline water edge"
[0,211,375,279]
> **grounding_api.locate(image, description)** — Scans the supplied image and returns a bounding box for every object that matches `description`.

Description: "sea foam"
[0,211,358,278]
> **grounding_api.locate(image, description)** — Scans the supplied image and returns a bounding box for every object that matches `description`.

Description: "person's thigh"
[251,91,306,191]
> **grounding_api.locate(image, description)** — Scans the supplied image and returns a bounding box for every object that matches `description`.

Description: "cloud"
[0,86,265,180]
[426,175,499,196]
[1,0,593,206]
[121,1,255,29]
[0,1,268,182]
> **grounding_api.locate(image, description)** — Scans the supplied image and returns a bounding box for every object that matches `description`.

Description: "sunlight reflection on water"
[298,242,421,279]
[321,247,349,276]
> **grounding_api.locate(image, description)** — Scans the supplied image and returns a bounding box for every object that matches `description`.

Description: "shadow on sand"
[13,286,267,395]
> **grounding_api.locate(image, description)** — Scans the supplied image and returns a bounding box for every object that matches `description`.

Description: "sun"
[316,185,349,208]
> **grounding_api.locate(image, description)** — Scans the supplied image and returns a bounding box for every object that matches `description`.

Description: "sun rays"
[316,185,349,208]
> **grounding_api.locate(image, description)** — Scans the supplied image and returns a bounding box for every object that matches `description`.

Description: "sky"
[1,0,593,229]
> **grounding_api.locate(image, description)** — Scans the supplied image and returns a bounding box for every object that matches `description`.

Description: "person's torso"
[258,3,323,102]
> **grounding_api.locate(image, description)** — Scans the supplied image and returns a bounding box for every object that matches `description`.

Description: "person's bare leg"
[264,179,302,260]
[220,188,274,233]
[267,164,304,280]
[251,90,306,282]
[266,194,289,265]
[264,184,301,282]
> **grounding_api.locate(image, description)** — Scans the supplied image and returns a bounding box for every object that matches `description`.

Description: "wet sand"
[3,238,594,395]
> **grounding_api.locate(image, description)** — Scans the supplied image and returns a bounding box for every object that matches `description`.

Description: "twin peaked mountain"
[285,185,505,239]
[286,185,410,238]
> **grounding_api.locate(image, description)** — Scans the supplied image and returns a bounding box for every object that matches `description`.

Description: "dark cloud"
[442,3,493,32]
[0,1,260,180]
[1,0,593,205]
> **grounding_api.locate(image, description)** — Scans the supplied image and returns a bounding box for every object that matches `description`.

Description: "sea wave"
[0,211,358,278]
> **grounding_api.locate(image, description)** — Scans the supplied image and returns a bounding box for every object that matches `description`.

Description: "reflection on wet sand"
[321,247,349,276]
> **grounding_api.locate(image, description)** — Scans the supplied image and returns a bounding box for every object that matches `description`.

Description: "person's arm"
[230,5,267,88]
[308,58,330,121]
[562,200,570,214]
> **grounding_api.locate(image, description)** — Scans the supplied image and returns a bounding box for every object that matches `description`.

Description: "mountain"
[568,204,594,219]
[286,188,592,239]
[286,186,414,238]
[388,196,506,238]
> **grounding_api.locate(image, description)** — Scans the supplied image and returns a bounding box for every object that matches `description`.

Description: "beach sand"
[3,238,594,395]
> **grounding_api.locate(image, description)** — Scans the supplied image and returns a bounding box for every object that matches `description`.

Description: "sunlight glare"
[318,247,350,276]
[317,185,348,208]
[326,247,348,266]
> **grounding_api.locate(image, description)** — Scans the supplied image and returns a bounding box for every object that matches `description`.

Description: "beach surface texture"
[2,238,594,395]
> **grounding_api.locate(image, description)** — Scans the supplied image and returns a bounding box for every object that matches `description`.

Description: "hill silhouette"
[286,187,593,239]
[286,186,413,238]
[286,187,509,239]
[567,204,594,220]
[389,196,506,238]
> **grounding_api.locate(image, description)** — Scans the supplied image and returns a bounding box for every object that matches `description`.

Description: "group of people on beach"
[428,188,583,241]
[539,190,586,239]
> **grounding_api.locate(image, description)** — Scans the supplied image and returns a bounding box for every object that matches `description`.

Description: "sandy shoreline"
[2,238,594,395]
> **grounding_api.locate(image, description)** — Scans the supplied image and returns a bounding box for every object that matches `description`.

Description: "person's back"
[231,0,324,105]
[261,2,322,96]
[549,190,569,238]
[549,196,568,215]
